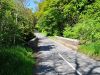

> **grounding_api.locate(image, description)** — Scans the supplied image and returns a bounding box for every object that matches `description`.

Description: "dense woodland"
[0,0,36,75]
[35,0,100,58]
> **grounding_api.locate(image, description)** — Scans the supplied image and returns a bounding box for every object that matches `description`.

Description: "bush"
[63,19,100,44]
[0,46,36,75]
[63,26,75,38]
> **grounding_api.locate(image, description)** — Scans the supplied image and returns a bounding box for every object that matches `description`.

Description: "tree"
[0,0,35,47]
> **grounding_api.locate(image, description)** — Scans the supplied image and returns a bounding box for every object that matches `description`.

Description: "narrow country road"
[34,32,100,75]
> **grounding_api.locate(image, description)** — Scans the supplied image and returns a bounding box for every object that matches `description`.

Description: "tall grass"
[0,46,36,75]
[79,42,100,59]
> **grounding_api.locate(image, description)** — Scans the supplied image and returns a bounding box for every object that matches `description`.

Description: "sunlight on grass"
[79,42,100,60]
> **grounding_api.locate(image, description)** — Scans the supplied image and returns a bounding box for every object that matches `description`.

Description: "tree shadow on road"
[85,65,100,75]
[36,64,56,75]
[74,57,80,75]
[74,55,100,75]
[38,45,55,51]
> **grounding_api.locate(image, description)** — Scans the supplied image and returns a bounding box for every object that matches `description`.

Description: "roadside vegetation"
[35,0,100,59]
[0,0,36,75]
[0,46,35,75]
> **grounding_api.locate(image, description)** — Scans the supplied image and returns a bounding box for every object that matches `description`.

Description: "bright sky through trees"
[27,0,41,12]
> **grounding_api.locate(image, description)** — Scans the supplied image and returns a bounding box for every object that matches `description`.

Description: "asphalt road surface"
[34,32,100,75]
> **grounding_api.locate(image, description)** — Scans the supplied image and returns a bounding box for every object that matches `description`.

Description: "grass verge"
[79,42,100,60]
[0,46,36,75]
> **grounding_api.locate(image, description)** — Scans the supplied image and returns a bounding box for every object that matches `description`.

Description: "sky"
[27,0,41,12]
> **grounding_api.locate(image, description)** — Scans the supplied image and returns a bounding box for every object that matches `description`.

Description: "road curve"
[34,32,100,75]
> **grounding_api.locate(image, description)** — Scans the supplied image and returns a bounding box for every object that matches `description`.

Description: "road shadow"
[73,55,100,75]
[74,57,80,75]
[85,66,100,75]
[38,45,55,51]
[37,65,55,74]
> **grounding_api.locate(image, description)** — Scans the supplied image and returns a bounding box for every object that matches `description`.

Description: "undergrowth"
[0,46,36,75]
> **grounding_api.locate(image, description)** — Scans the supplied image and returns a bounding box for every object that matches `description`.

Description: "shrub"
[63,19,100,44]
[63,26,76,38]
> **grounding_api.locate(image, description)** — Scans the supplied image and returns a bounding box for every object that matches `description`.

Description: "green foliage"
[36,0,98,36]
[36,0,67,36]
[63,26,76,38]
[0,0,35,47]
[0,46,35,75]
[36,0,100,36]
[63,19,100,43]
[0,0,36,75]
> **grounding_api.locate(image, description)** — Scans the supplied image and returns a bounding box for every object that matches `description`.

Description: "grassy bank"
[0,46,36,75]
[79,42,100,60]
